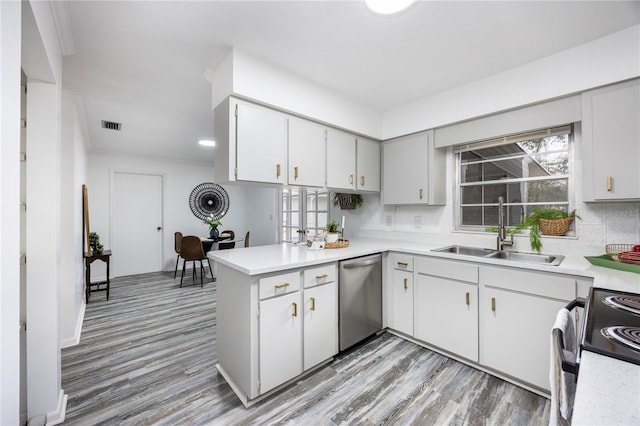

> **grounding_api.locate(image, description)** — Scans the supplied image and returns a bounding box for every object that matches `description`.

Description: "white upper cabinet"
[289,118,326,187]
[356,138,381,192]
[582,79,640,201]
[326,129,356,191]
[383,130,445,205]
[236,101,288,184]
[214,98,288,184]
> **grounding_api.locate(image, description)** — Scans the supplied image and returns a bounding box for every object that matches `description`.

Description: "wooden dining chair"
[218,230,236,250]
[173,231,183,279]
[179,235,213,287]
[244,231,250,248]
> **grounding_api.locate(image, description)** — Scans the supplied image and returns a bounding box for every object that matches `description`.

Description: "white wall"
[87,153,278,277]
[382,25,640,139]
[0,2,23,424]
[59,92,88,349]
[213,48,383,138]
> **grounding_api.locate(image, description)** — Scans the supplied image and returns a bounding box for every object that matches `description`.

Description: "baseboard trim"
[45,390,67,426]
[60,301,86,349]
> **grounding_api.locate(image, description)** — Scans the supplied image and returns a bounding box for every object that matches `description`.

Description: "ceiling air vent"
[101,120,122,131]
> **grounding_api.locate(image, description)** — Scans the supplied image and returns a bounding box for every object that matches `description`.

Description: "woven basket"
[539,216,573,236]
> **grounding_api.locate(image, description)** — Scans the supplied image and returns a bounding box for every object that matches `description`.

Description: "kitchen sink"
[432,245,564,266]
[485,250,564,266]
[433,245,496,257]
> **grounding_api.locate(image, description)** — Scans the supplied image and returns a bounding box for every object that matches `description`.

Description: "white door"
[112,172,163,277]
[288,117,326,187]
[391,269,414,336]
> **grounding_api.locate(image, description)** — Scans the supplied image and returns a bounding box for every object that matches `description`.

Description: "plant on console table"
[325,220,341,244]
[88,232,104,254]
[203,215,222,239]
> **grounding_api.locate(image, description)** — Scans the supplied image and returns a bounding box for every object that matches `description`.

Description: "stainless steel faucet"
[497,196,513,251]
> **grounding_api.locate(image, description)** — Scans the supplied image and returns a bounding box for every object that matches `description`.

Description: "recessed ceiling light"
[198,139,216,147]
[365,0,416,15]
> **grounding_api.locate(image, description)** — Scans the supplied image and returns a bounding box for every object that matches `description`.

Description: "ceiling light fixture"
[198,139,216,147]
[365,0,416,15]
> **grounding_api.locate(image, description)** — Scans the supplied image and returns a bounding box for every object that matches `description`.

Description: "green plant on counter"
[326,220,340,233]
[486,208,580,253]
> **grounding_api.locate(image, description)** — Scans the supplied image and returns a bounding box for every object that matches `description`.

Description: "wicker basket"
[605,244,635,261]
[539,216,574,236]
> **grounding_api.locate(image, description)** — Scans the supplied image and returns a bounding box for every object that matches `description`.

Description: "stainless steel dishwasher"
[339,253,382,351]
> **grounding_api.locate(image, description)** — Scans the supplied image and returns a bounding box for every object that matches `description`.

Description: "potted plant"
[203,214,222,239]
[332,193,363,210]
[325,220,340,243]
[516,208,580,252]
[88,232,104,254]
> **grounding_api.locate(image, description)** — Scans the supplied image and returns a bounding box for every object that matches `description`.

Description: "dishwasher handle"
[341,255,381,269]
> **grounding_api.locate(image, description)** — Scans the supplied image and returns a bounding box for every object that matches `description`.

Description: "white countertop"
[571,350,640,425]
[209,237,640,291]
[209,237,640,422]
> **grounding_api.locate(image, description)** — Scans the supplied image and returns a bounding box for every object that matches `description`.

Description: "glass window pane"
[318,213,327,228]
[307,212,316,228]
[291,214,299,227]
[461,185,483,204]
[525,179,568,203]
[461,163,483,183]
[307,193,316,210]
[461,206,483,226]
[317,193,328,210]
[291,197,299,212]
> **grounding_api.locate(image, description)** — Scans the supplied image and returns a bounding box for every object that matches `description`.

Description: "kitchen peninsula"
[209,238,639,420]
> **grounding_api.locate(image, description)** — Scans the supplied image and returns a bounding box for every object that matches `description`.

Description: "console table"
[84,250,112,302]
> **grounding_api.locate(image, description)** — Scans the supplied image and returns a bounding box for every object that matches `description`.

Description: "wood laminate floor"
[62,271,551,425]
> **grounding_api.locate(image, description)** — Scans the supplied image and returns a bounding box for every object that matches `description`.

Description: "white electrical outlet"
[414,216,422,227]
[385,215,392,226]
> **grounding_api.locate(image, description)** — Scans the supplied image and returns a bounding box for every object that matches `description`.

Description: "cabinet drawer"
[479,266,576,300]
[390,253,414,272]
[304,264,336,288]
[259,271,301,299]
[415,257,478,283]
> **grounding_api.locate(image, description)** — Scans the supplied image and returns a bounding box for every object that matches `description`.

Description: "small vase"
[326,232,339,244]
[209,227,219,239]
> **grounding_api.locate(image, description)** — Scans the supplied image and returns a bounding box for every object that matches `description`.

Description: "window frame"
[454,125,576,234]
[281,188,329,243]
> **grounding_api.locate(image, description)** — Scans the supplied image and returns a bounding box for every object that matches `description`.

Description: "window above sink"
[454,125,576,236]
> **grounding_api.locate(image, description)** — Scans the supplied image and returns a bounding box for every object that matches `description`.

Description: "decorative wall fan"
[189,182,229,220]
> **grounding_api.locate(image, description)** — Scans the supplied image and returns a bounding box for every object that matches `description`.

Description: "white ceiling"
[60,1,640,163]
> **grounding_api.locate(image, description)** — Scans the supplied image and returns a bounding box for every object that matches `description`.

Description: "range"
[581,287,640,365]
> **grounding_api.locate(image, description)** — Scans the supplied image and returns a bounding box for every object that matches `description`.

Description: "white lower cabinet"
[415,275,479,362]
[258,263,338,396]
[478,266,579,391]
[259,291,302,394]
[303,281,338,370]
[414,257,479,362]
[392,269,414,335]
[388,254,414,335]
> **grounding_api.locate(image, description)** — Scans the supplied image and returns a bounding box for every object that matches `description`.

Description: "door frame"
[109,168,166,277]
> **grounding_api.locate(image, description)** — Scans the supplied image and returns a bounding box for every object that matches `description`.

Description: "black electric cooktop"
[581,287,640,365]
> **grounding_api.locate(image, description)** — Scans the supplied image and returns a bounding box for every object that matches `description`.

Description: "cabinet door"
[289,118,326,187]
[259,292,302,394]
[303,282,338,370]
[391,269,413,336]
[383,134,428,205]
[479,286,565,391]
[356,138,381,192]
[326,129,356,190]
[236,102,287,184]
[583,80,640,200]
[415,275,478,362]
